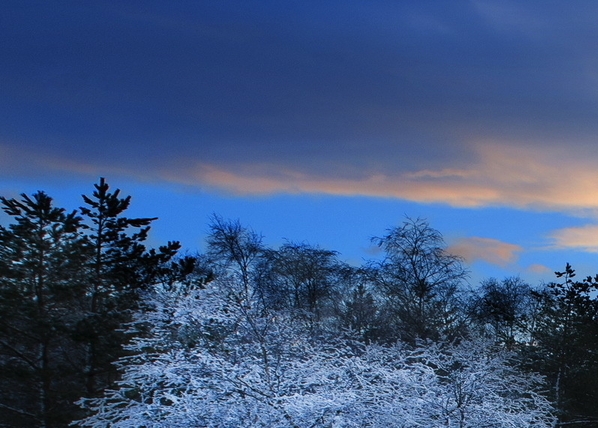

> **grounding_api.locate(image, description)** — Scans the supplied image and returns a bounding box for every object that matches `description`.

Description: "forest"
[1,179,597,427]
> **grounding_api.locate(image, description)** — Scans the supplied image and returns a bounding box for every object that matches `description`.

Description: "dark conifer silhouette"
[0,192,87,426]
[0,179,191,427]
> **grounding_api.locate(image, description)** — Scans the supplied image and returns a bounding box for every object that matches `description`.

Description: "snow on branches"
[74,278,555,427]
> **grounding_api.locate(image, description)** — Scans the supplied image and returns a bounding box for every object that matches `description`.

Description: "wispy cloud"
[159,160,497,206]
[472,0,550,39]
[151,142,598,213]
[6,136,598,217]
[549,225,598,252]
[448,237,522,267]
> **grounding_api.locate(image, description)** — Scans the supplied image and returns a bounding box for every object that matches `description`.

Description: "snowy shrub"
[74,280,555,427]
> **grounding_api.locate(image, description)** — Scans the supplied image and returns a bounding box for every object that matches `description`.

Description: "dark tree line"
[0,180,597,426]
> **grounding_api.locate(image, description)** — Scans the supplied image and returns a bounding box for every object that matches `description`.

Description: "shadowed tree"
[525,264,598,426]
[0,192,88,427]
[336,278,379,342]
[469,276,534,349]
[265,242,343,331]
[206,215,264,301]
[370,217,468,343]
[77,178,182,397]
[0,179,191,427]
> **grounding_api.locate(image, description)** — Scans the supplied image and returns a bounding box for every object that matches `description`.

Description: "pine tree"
[0,192,88,427]
[77,178,182,397]
[0,179,193,426]
[526,264,598,425]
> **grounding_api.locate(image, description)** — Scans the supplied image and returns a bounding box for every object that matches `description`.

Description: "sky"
[2,0,598,285]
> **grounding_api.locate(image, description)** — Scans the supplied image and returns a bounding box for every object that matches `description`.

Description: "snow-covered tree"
[74,273,555,428]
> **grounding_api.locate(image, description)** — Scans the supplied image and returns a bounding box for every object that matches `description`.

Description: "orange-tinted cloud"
[163,161,498,207]
[6,138,598,216]
[549,225,598,252]
[156,142,598,212]
[447,237,522,267]
[527,264,552,275]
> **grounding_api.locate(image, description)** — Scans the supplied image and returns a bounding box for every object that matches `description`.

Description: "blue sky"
[2,0,598,285]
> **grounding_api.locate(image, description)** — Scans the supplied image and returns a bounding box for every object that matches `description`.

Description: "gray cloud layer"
[2,1,598,206]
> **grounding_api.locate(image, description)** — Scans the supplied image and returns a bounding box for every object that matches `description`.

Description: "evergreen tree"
[336,278,379,342]
[526,264,598,425]
[0,192,88,427]
[77,178,182,397]
[0,179,191,426]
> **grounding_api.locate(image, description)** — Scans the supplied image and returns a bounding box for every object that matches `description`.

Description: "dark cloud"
[2,0,598,189]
